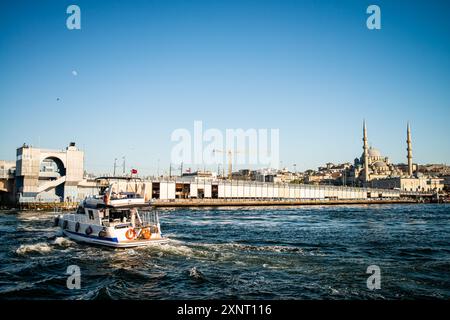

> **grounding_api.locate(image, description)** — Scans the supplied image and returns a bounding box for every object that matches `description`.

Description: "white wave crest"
[16,243,52,255]
[52,237,74,247]
[153,243,195,257]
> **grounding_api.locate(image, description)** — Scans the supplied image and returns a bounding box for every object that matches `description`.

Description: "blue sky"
[0,0,449,175]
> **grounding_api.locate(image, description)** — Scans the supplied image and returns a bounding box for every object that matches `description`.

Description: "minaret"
[407,122,413,176]
[363,120,370,182]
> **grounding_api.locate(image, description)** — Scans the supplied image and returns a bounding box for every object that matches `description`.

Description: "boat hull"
[62,229,169,248]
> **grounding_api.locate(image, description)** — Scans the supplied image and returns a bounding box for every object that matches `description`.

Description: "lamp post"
[157,158,160,177]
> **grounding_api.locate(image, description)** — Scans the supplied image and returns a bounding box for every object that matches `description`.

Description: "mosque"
[349,121,411,184]
[352,145,405,181]
[347,121,443,192]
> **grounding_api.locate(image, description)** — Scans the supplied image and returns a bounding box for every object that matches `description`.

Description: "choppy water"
[0,204,449,299]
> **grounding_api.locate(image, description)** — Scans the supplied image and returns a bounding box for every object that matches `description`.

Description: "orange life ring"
[125,228,136,240]
[141,228,151,240]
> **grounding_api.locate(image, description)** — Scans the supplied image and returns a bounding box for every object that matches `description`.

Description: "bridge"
[13,143,84,203]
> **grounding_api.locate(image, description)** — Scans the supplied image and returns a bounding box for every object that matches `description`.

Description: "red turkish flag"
[131,169,138,174]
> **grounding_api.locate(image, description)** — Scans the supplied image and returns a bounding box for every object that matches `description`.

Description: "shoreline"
[2,198,446,212]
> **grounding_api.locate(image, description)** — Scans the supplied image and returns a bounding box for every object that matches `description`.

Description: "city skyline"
[4,119,447,178]
[1,0,449,175]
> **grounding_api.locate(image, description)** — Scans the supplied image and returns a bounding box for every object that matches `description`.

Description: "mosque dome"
[368,147,381,158]
[373,161,387,168]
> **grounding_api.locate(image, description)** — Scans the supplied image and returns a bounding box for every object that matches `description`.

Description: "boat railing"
[139,211,159,227]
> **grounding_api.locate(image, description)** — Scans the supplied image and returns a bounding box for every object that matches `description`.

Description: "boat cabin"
[74,202,159,231]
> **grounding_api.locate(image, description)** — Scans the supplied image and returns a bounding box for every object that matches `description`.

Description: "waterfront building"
[304,171,338,185]
[0,160,16,204]
[180,170,217,182]
[250,168,297,184]
[417,164,450,176]
[304,162,352,185]
[145,179,401,201]
[15,143,84,202]
[442,175,450,192]
[0,143,99,204]
[369,176,444,192]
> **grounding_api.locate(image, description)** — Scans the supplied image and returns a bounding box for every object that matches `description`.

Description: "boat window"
[108,209,130,222]
[88,210,94,220]
[76,206,85,214]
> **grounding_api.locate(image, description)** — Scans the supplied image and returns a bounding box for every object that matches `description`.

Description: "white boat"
[54,182,168,248]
